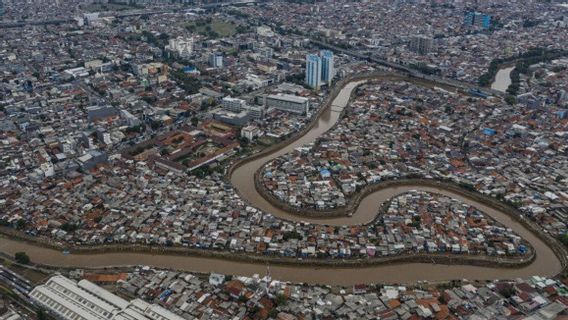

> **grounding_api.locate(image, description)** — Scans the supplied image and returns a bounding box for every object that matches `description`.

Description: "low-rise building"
[263,94,309,115]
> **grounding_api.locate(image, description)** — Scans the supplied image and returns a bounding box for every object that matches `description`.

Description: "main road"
[0,74,564,286]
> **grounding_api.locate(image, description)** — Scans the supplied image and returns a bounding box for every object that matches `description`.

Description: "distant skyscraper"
[478,14,492,29]
[464,11,475,26]
[305,54,322,90]
[320,50,334,85]
[464,11,491,29]
[409,36,433,55]
[209,52,223,68]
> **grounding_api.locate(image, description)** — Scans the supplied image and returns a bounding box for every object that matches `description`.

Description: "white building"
[0,309,23,320]
[222,96,247,113]
[29,275,187,320]
[264,94,309,115]
[166,37,194,58]
[256,26,274,37]
[241,125,262,141]
[409,35,432,55]
[209,53,223,68]
[244,104,264,119]
[245,74,272,89]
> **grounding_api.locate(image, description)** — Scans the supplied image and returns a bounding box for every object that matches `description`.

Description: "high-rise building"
[165,37,193,58]
[305,54,322,90]
[222,96,247,113]
[320,50,334,85]
[477,14,492,29]
[409,36,433,55]
[209,52,223,68]
[464,11,491,29]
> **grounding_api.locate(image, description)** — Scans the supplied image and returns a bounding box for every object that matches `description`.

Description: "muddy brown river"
[0,79,563,286]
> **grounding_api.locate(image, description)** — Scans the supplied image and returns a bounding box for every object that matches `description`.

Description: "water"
[491,67,514,93]
[0,76,561,286]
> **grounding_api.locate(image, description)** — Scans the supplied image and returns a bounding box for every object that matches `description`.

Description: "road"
[309,39,505,98]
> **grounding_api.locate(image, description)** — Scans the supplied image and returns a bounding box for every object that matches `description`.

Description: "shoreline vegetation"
[478,47,568,95]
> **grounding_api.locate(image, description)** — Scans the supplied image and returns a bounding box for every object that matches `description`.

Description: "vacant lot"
[186,19,238,39]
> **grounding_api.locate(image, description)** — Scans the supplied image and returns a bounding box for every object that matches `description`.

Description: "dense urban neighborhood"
[0,0,567,319]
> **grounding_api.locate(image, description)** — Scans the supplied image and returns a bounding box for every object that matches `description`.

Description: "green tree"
[504,95,517,105]
[37,310,48,320]
[15,252,30,264]
[16,219,26,230]
[275,294,288,306]
[559,234,568,248]
[61,222,78,233]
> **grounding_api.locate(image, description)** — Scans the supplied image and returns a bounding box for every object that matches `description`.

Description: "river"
[0,77,563,286]
[491,67,514,93]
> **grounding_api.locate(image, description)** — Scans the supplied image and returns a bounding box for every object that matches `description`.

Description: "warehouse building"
[262,94,309,115]
[29,275,187,320]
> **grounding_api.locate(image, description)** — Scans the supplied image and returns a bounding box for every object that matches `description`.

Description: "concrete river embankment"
[0,74,564,286]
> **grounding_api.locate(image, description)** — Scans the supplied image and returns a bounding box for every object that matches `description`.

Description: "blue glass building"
[305,54,322,90]
[464,11,475,26]
[320,50,334,85]
[464,11,491,29]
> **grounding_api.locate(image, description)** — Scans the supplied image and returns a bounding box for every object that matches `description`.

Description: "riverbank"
[226,72,403,181]
[0,228,535,269]
[0,73,565,286]
[256,175,568,271]
[0,231,541,287]
[226,71,567,281]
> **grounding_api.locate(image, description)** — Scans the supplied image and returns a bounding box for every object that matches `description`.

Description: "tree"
[16,219,26,230]
[559,234,568,249]
[61,222,78,233]
[15,252,30,264]
[499,286,516,298]
[275,294,288,306]
[282,231,302,241]
[191,116,199,127]
[504,95,517,105]
[37,310,48,320]
[150,120,162,130]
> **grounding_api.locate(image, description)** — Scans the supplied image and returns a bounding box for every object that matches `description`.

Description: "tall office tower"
[305,54,322,90]
[409,36,433,55]
[320,50,334,85]
[0,0,4,17]
[464,11,491,29]
[209,52,223,68]
[475,13,491,29]
[464,11,475,26]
